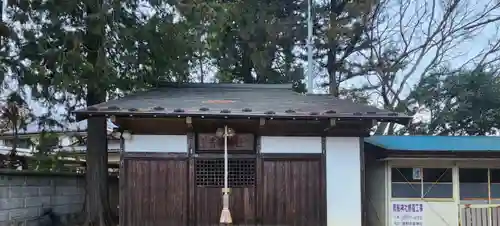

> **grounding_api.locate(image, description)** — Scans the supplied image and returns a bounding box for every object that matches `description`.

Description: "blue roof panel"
[364,136,500,152]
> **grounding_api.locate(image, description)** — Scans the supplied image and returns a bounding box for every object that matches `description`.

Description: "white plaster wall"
[56,134,122,151]
[326,137,362,226]
[124,135,187,153]
[366,160,387,226]
[260,136,322,153]
[57,142,121,152]
[424,202,458,226]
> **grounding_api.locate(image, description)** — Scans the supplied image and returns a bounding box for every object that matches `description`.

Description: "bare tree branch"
[360,0,500,134]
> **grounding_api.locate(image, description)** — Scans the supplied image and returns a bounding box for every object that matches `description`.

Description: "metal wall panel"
[493,208,500,226]
[461,205,500,226]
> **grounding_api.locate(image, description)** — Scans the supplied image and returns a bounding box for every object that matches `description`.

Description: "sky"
[338,0,500,123]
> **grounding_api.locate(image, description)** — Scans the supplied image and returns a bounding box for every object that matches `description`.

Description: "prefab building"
[364,135,500,226]
[74,83,410,226]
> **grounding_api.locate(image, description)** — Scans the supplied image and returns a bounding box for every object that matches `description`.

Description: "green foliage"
[35,131,59,154]
[4,0,371,107]
[7,0,195,115]
[0,92,32,169]
[0,92,32,149]
[404,68,500,135]
[313,0,377,95]
[179,0,307,87]
[30,151,82,172]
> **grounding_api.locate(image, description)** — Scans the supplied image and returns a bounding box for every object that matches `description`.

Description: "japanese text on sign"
[391,202,424,226]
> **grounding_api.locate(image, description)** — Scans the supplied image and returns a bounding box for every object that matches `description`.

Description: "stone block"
[66,204,81,213]
[0,198,24,210]
[25,219,40,226]
[51,196,69,206]
[9,187,38,198]
[72,195,84,204]
[24,177,52,186]
[53,178,77,187]
[55,186,79,196]
[59,214,69,224]
[0,188,8,199]
[52,195,83,205]
[38,187,54,196]
[25,196,50,207]
[0,211,8,221]
[78,194,85,203]
[76,186,85,195]
[76,178,86,187]
[9,207,39,220]
[0,176,25,186]
[53,205,73,214]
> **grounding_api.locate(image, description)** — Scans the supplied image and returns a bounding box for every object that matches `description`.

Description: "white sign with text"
[391,201,424,226]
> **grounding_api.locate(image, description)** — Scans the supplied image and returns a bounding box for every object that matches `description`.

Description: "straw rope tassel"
[220,125,232,224]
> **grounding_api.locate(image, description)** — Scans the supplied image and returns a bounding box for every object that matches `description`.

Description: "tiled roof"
[74,83,412,124]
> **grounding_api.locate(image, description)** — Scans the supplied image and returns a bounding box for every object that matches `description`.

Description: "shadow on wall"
[33,177,119,226]
[35,208,62,226]
[0,172,119,226]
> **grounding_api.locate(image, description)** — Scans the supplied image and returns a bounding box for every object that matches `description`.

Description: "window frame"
[194,157,256,188]
[390,167,453,200]
[459,168,500,203]
[490,169,500,201]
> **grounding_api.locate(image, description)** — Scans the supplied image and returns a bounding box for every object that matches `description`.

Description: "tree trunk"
[84,0,114,224]
[327,47,339,96]
[283,43,293,80]
[241,43,254,83]
[327,0,339,97]
[9,124,18,169]
[0,0,3,47]
[199,55,205,83]
[85,116,113,226]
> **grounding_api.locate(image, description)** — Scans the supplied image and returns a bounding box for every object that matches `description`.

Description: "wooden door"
[193,133,257,225]
[193,157,257,225]
[122,158,189,226]
[259,156,326,225]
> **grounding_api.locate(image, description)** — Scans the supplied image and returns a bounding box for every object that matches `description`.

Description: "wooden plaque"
[197,133,255,151]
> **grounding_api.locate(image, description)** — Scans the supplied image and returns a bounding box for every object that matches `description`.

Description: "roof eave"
[74,110,412,125]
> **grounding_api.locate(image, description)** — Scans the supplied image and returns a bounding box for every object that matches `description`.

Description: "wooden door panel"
[195,187,256,225]
[260,159,325,226]
[122,159,188,226]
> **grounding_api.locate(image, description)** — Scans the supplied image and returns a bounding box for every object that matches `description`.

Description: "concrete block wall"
[0,172,85,226]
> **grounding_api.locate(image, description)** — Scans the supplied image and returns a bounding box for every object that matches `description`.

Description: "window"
[391,168,421,198]
[423,168,453,198]
[195,158,256,187]
[491,169,500,200]
[460,168,500,203]
[3,138,31,149]
[391,167,452,198]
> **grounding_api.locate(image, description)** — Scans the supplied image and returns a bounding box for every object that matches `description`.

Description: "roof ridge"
[157,82,293,90]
